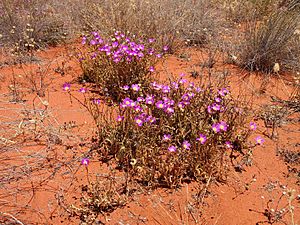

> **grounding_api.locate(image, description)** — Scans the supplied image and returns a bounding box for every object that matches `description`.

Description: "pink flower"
[225,141,233,149]
[93,99,101,105]
[182,140,191,150]
[168,145,177,152]
[218,88,229,97]
[79,87,87,93]
[207,105,213,114]
[212,103,221,111]
[63,83,71,91]
[131,84,140,92]
[148,38,155,43]
[196,134,207,144]
[149,66,155,72]
[122,97,133,107]
[250,122,257,131]
[156,101,165,109]
[81,158,90,166]
[165,107,174,114]
[116,115,124,122]
[212,123,220,133]
[163,134,172,141]
[255,136,264,145]
[135,117,144,127]
[218,121,228,132]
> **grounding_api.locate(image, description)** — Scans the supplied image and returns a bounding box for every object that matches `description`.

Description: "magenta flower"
[225,141,233,149]
[148,48,155,55]
[187,92,195,98]
[151,82,163,91]
[149,66,155,72]
[179,78,187,84]
[165,107,174,114]
[112,41,119,47]
[130,101,136,107]
[255,136,264,145]
[135,117,144,127]
[63,83,71,91]
[250,122,257,131]
[145,95,154,105]
[162,86,170,93]
[116,115,124,122]
[215,97,222,103]
[122,97,133,107]
[137,52,144,58]
[189,82,195,88]
[134,105,143,112]
[177,102,184,109]
[182,94,190,101]
[148,38,155,43]
[93,99,101,105]
[156,101,165,109]
[212,103,221,111]
[131,84,140,92]
[146,116,157,124]
[207,105,213,114]
[113,57,120,63]
[171,82,179,89]
[168,145,177,152]
[218,88,229,97]
[81,36,87,45]
[195,87,202,93]
[182,140,191,150]
[163,46,169,51]
[137,97,144,102]
[90,40,96,45]
[122,85,130,91]
[196,134,207,144]
[219,121,228,132]
[163,134,172,141]
[212,123,220,133]
[81,158,90,166]
[163,98,174,106]
[79,87,87,93]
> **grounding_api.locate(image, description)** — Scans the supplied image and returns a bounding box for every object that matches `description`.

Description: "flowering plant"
[94,75,256,187]
[77,31,167,102]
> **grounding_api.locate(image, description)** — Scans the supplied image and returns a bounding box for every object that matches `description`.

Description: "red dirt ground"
[0,45,299,225]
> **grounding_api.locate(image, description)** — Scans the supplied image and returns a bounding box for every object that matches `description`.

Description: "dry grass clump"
[237,5,300,73]
[221,0,280,23]
[70,0,218,50]
[0,0,68,54]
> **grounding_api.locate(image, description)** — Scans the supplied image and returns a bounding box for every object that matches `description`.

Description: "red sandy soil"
[0,45,299,225]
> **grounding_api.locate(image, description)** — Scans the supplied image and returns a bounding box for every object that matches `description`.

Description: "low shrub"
[77,31,166,102]
[73,76,261,188]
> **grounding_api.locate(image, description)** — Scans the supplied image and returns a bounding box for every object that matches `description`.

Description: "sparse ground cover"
[0,0,300,224]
